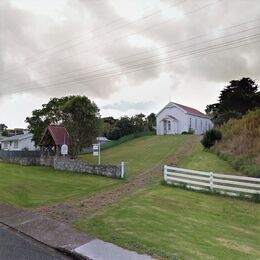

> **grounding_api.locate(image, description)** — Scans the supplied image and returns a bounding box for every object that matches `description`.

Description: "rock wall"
[0,157,40,166]
[53,158,122,178]
[1,157,123,178]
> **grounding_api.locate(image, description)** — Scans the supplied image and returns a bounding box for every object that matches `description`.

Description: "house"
[156,102,213,135]
[0,135,4,150]
[1,131,37,151]
[39,125,70,156]
[96,136,110,145]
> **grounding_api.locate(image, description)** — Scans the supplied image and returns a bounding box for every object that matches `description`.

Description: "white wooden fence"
[164,165,260,196]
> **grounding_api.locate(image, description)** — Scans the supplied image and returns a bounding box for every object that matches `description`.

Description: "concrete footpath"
[0,204,153,260]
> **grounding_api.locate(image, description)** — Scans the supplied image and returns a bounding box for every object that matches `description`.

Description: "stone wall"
[1,156,123,178]
[53,158,122,178]
[0,157,40,166]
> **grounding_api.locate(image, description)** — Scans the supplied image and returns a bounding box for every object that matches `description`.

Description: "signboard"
[61,144,68,155]
[93,142,101,164]
[93,144,99,150]
[93,143,99,157]
[93,151,99,156]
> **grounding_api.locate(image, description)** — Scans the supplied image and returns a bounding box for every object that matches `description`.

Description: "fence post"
[210,171,214,191]
[120,161,125,179]
[164,165,168,182]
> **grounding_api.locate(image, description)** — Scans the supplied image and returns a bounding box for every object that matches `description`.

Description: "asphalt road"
[0,224,74,260]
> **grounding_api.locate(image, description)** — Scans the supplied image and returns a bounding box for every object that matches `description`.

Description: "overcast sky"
[0,0,260,128]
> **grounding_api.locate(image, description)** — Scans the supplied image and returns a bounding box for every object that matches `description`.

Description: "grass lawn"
[0,162,120,208]
[79,135,187,177]
[178,141,240,174]
[77,184,260,260]
[81,135,241,177]
[76,135,257,259]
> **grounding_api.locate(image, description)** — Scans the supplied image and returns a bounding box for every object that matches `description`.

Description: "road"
[0,224,74,260]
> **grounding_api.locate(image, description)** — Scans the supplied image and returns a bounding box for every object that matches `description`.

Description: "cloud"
[1,0,260,128]
[102,100,155,111]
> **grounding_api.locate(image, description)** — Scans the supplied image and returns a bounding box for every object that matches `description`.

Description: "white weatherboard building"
[156,102,213,135]
[1,132,37,151]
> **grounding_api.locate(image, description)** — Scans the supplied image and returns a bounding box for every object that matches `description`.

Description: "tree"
[0,123,7,133]
[206,77,260,125]
[146,113,156,131]
[61,96,101,156]
[132,113,148,132]
[26,96,100,157]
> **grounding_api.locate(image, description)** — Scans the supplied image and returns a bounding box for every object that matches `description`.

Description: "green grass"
[178,142,240,174]
[80,135,187,177]
[77,184,260,260]
[100,131,156,151]
[76,135,258,259]
[0,162,120,208]
[81,135,241,177]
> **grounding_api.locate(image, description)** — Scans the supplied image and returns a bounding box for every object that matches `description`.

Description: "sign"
[93,143,99,157]
[93,142,101,164]
[61,144,68,155]
[93,144,99,150]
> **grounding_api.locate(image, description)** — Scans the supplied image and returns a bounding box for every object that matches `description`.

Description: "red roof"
[174,102,207,117]
[40,125,70,146]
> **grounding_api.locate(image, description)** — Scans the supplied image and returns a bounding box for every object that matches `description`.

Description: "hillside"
[76,135,259,260]
[213,109,260,177]
[80,135,239,177]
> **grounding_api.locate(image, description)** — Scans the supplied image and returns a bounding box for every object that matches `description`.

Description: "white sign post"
[93,141,101,164]
[61,144,68,157]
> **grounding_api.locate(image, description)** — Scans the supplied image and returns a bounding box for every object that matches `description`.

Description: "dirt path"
[35,136,200,224]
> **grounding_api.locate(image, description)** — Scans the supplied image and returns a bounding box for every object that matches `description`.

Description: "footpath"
[0,203,152,260]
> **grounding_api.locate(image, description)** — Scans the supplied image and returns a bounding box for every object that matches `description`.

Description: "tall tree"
[146,113,156,131]
[61,96,101,156]
[26,96,100,156]
[206,77,260,125]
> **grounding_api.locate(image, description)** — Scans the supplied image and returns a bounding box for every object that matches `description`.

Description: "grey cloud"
[102,101,155,111]
[0,0,260,100]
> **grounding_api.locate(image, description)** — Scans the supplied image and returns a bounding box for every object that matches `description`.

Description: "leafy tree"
[106,127,122,140]
[146,113,156,131]
[26,96,71,144]
[102,116,117,137]
[0,123,7,133]
[61,96,101,156]
[26,96,100,157]
[101,113,156,140]
[206,77,260,125]
[115,116,134,136]
[132,113,148,132]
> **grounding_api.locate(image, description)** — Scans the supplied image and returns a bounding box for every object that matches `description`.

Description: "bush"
[106,127,122,140]
[201,129,222,149]
[181,129,194,135]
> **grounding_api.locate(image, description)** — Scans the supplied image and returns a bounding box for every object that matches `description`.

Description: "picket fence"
[164,165,260,196]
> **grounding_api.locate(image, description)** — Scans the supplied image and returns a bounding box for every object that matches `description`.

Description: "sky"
[0,0,260,128]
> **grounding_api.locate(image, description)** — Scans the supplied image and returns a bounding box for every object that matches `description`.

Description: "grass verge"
[0,162,120,208]
[76,184,260,260]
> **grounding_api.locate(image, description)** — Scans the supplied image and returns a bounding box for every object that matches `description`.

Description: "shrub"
[181,130,194,135]
[201,129,222,149]
[106,127,122,140]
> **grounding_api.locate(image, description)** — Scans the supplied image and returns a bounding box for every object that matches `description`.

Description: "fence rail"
[164,165,260,196]
[0,150,41,158]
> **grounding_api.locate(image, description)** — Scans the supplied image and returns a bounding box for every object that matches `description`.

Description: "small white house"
[1,132,37,151]
[156,102,213,135]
